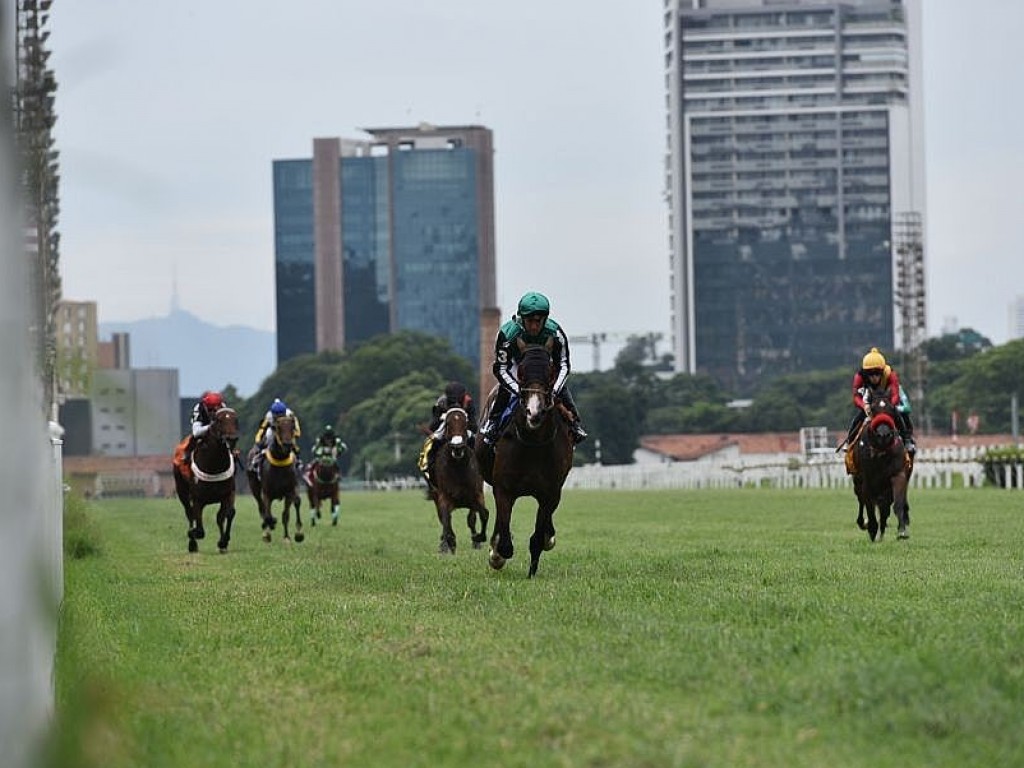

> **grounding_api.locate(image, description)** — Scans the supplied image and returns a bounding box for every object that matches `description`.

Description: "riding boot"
[840,410,866,450]
[898,412,916,454]
[480,389,510,446]
[559,389,588,445]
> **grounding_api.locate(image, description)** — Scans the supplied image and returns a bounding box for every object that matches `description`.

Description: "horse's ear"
[516,337,527,353]
[544,336,554,352]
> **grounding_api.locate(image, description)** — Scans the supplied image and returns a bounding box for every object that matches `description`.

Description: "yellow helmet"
[861,347,886,371]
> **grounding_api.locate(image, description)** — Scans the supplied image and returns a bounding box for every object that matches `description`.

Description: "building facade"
[273,124,497,371]
[664,0,926,394]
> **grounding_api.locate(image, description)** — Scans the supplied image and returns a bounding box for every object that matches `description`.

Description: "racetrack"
[53,487,1024,768]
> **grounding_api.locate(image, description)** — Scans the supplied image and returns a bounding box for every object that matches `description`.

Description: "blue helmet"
[270,398,287,416]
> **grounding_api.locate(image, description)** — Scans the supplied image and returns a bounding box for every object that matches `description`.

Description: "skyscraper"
[664,0,925,394]
[272,124,497,370]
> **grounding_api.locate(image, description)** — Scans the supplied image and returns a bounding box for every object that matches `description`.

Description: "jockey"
[418,381,478,490]
[252,398,302,470]
[478,291,587,446]
[312,424,347,463]
[839,347,915,454]
[184,390,225,465]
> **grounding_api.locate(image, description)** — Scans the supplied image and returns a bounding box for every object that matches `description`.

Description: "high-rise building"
[664,0,926,394]
[272,124,497,371]
[1009,296,1024,341]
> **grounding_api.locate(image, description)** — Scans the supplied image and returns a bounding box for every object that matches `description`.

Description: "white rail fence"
[564,456,993,492]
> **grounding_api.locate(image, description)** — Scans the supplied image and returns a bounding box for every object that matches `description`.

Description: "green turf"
[49,487,1024,768]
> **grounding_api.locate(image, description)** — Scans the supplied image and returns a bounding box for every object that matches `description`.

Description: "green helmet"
[323,425,335,434]
[517,291,550,317]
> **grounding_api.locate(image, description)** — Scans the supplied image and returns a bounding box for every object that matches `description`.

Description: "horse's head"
[313,458,339,484]
[867,413,898,453]
[863,386,895,418]
[441,407,470,460]
[209,407,239,450]
[273,414,297,449]
[516,341,555,430]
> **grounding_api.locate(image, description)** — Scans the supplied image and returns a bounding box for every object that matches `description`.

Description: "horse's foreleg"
[331,489,340,526]
[866,503,879,542]
[437,500,456,555]
[217,499,236,553]
[489,491,514,570]
[893,477,910,540]
[292,495,305,543]
[187,500,204,553]
[261,493,274,543]
[467,498,489,549]
[528,496,560,578]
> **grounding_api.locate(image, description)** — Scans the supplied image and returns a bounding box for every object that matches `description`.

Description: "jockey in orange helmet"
[839,347,915,454]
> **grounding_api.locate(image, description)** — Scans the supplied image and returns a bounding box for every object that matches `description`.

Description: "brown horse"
[428,406,489,554]
[172,407,240,553]
[850,388,913,541]
[246,414,304,544]
[476,342,574,577]
[306,453,341,526]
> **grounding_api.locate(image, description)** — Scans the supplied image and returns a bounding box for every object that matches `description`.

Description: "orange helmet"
[201,391,224,411]
[861,347,886,371]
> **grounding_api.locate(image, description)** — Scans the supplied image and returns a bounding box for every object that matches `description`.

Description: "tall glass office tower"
[272,124,497,369]
[664,0,925,394]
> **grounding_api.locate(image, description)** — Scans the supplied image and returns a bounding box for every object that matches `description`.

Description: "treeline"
[224,329,1023,477]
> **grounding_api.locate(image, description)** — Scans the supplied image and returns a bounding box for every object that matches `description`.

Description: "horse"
[849,387,913,541]
[172,407,241,554]
[246,414,304,544]
[476,341,574,577]
[427,406,489,555]
[306,451,341,526]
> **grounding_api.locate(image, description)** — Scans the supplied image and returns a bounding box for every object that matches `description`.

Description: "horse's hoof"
[295,532,305,543]
[332,516,339,527]
[309,516,316,527]
[262,531,272,543]
[488,549,506,570]
[218,546,228,554]
[898,530,909,540]
[188,538,198,553]
[544,535,556,552]
[856,519,867,530]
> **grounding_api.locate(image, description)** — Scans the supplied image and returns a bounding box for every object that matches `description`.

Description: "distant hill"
[100,309,275,398]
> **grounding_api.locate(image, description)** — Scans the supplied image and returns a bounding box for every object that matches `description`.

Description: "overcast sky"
[50,1,1024,359]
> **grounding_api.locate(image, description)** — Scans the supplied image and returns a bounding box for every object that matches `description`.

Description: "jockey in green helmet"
[478,291,587,446]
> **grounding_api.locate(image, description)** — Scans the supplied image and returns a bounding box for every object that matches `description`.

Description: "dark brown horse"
[306,452,341,526]
[246,414,304,544]
[173,407,240,553]
[476,342,574,577]
[428,406,489,554]
[850,388,913,541]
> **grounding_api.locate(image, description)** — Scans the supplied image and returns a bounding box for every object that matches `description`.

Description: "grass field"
[51,487,1024,768]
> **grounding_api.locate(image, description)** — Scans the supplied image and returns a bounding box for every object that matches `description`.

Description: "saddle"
[174,435,193,481]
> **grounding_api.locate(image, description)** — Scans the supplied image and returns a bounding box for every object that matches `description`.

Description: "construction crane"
[567,332,664,371]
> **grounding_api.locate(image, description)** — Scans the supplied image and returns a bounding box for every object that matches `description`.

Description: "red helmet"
[201,391,224,411]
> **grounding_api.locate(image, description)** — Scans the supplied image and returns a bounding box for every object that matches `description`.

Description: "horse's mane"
[518,345,553,386]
